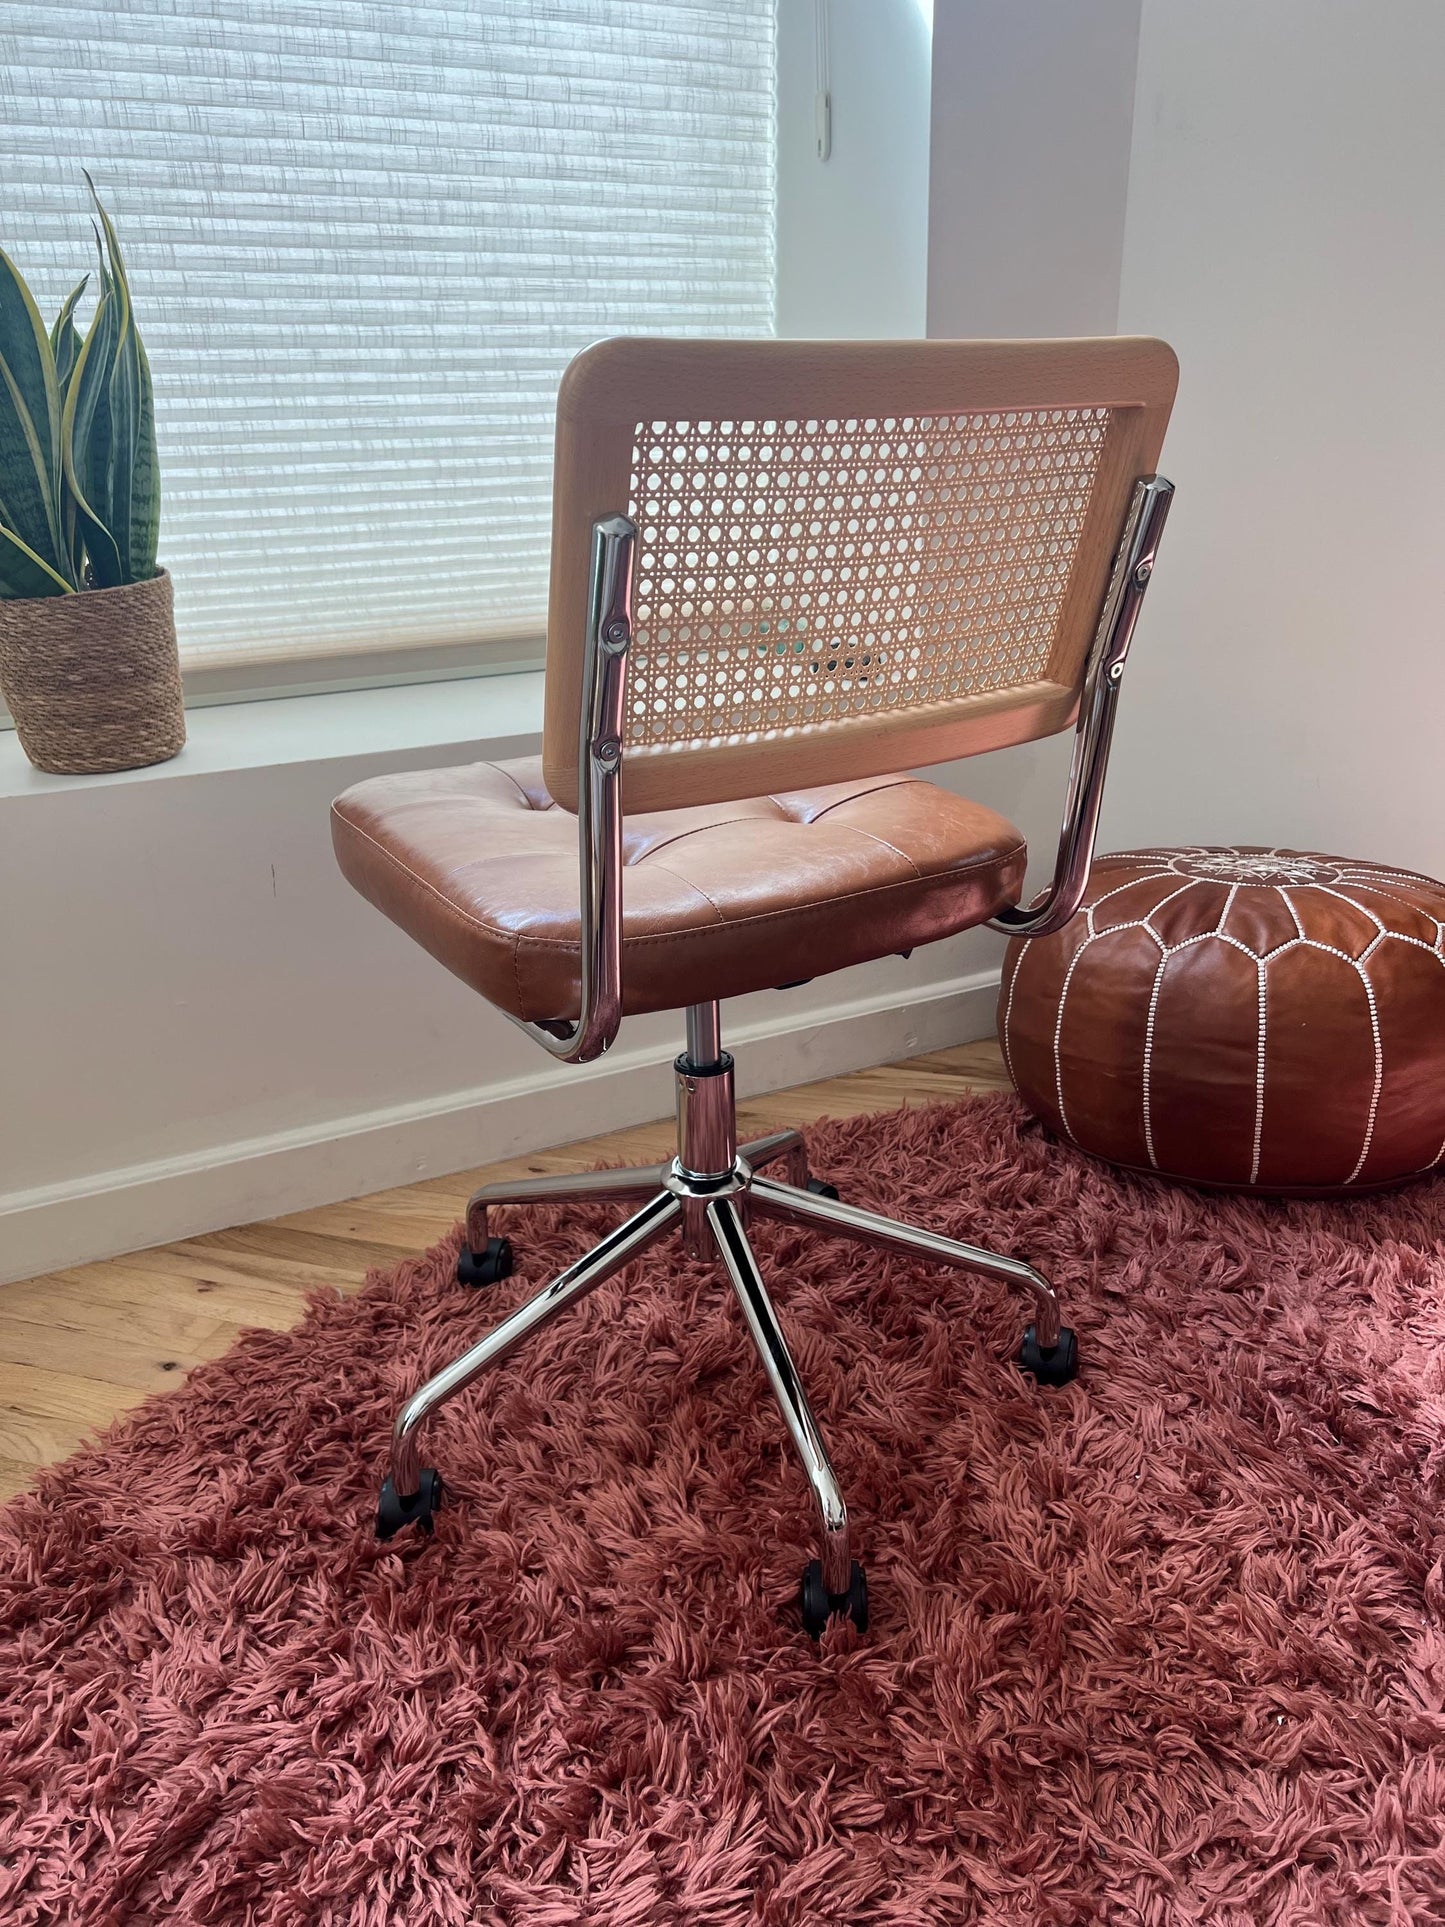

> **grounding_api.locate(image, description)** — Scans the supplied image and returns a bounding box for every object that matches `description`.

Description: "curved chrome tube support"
[989,474,1175,940]
[390,1190,680,1497]
[708,1195,853,1597]
[748,1173,1062,1351]
[737,1127,811,1189]
[509,513,635,1063]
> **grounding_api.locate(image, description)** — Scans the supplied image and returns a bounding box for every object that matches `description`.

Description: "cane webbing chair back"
[543,336,1178,813]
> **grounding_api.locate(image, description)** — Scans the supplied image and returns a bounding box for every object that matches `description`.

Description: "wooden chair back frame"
[542,336,1178,814]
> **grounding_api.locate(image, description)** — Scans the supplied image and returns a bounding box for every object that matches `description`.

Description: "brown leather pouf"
[1000,847,1445,1193]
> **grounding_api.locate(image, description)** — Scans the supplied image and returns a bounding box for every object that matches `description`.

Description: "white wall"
[1111,0,1445,873]
[927,0,1141,338]
[777,0,932,338]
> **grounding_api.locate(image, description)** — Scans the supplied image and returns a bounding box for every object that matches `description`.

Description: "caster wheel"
[799,1558,868,1637]
[805,1177,840,1201]
[456,1237,513,1288]
[1018,1324,1079,1386]
[376,1467,443,1541]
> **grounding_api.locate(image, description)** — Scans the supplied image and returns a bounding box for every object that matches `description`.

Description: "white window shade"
[1,2,776,670]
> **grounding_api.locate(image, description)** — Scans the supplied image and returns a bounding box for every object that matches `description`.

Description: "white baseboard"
[0,966,1002,1285]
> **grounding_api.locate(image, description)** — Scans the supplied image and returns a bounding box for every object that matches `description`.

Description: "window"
[2,2,776,682]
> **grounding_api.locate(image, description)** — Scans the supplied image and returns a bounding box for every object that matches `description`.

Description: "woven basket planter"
[0,569,185,775]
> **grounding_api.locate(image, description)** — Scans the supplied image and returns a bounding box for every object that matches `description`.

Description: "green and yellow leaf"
[60,280,122,587]
[0,243,69,580]
[0,521,73,598]
[125,327,160,579]
[50,275,89,396]
[86,177,159,583]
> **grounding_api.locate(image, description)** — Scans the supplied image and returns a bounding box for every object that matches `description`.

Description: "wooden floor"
[0,1040,1010,1502]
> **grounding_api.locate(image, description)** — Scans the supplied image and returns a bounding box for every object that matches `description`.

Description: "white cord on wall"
[814,0,832,160]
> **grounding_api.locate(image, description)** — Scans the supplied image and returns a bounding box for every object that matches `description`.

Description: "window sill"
[0,669,546,800]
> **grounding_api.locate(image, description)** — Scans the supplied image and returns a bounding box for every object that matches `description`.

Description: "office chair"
[332,336,1176,1636]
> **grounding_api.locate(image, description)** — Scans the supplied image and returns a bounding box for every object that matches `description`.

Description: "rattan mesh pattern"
[624,408,1111,750]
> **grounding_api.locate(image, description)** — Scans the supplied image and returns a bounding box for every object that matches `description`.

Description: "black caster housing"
[805,1177,840,1201]
[456,1237,513,1288]
[1018,1323,1079,1386]
[799,1558,868,1637]
[376,1468,444,1540]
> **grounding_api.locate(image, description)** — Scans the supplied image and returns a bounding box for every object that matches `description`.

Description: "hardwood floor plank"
[267,1200,457,1250]
[5,1260,321,1359]
[0,1315,240,1393]
[0,1040,1009,1497]
[0,1269,258,1347]
[186,1222,402,1276]
[0,1457,37,1502]
[0,1363,138,1470]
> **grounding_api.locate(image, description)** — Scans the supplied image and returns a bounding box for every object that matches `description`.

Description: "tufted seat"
[332,755,1027,1024]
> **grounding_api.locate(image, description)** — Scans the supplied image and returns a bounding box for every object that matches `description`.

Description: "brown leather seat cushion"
[332,757,1026,1023]
[1001,846,1445,1193]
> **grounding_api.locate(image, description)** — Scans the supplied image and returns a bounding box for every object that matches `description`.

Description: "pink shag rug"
[2,1095,1445,1925]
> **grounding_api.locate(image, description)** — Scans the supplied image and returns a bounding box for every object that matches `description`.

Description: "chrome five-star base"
[375,1000,1077,1637]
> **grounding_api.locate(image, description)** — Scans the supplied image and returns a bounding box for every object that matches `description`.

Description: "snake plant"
[0,176,159,598]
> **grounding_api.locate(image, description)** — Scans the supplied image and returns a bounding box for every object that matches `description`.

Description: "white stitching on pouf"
[1018,846,1445,1188]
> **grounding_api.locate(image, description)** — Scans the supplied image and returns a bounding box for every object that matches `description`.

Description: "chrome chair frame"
[377,474,1174,1634]
[989,475,1174,938]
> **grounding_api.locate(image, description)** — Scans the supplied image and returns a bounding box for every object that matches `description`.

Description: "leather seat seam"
[834,821,924,879]
[496,765,546,812]
[626,811,786,862]
[510,926,528,1015]
[600,848,1025,947]
[333,803,1023,949]
[774,776,924,822]
[512,846,1026,949]
[633,859,728,922]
